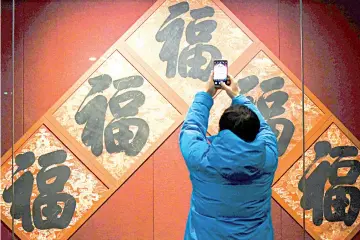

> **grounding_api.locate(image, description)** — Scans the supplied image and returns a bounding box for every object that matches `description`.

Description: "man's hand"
[205,71,218,97]
[220,75,240,99]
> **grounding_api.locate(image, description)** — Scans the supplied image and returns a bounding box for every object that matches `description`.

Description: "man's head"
[219,105,260,142]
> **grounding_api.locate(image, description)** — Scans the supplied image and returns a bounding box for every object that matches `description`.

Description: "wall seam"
[22,2,25,136]
[278,1,282,239]
[277,0,284,240]
[153,155,155,240]
[278,0,281,58]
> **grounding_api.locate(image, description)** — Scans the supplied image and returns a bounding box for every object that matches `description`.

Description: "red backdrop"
[1,0,360,239]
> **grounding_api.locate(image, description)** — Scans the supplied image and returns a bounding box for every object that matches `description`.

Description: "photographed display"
[209,51,325,161]
[273,121,360,240]
[2,0,359,239]
[53,51,181,180]
[126,0,254,105]
[1,126,108,240]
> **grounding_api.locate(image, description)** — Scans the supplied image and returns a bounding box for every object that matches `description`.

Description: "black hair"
[219,105,260,142]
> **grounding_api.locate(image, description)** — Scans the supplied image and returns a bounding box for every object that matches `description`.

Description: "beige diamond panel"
[1,126,108,240]
[126,0,254,105]
[2,0,360,239]
[209,51,325,160]
[273,123,360,240]
[53,51,181,180]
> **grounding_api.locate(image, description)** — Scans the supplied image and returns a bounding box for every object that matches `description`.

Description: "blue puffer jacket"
[179,92,278,240]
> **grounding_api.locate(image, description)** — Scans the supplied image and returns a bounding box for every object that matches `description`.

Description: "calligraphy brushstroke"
[209,51,324,159]
[54,51,180,180]
[0,126,107,240]
[126,0,252,104]
[273,124,360,240]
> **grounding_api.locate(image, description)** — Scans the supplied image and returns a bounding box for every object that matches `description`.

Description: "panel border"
[1,29,185,240]
[121,0,262,112]
[3,0,360,239]
[210,42,332,183]
[272,115,360,240]
[45,47,185,186]
[256,44,333,183]
[119,0,334,185]
[0,118,112,240]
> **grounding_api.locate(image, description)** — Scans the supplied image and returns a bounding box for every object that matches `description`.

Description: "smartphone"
[213,60,228,88]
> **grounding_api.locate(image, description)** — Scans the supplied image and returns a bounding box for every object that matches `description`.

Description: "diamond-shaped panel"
[1,126,108,240]
[209,51,325,161]
[3,0,360,239]
[125,0,254,105]
[53,51,181,180]
[273,122,360,240]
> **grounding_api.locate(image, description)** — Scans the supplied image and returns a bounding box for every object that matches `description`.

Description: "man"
[179,72,278,240]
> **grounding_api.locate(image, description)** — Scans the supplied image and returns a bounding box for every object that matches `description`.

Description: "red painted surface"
[21,0,156,131]
[72,157,154,240]
[222,0,280,57]
[1,1,24,156]
[153,128,191,239]
[278,0,360,140]
[1,0,360,239]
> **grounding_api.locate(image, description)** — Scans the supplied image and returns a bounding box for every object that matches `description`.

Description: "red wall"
[1,0,360,239]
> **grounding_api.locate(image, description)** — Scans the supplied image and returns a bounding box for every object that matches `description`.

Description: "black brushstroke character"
[156,2,222,81]
[298,141,360,226]
[238,75,295,156]
[75,74,112,156]
[32,150,76,229]
[2,150,77,231]
[3,152,36,232]
[156,2,189,78]
[76,75,150,157]
[104,76,149,156]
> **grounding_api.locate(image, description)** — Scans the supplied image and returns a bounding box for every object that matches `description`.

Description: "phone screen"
[213,60,228,87]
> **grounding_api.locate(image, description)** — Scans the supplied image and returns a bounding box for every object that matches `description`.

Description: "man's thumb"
[220,82,230,91]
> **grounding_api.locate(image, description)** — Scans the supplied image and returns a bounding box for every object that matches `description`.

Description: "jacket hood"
[207,130,266,181]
